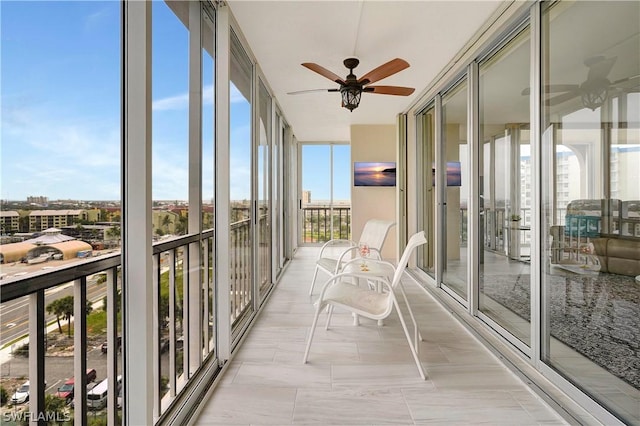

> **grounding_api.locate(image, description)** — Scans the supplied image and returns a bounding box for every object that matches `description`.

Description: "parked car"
[87,375,122,410]
[86,368,97,383]
[101,336,122,354]
[54,379,74,403]
[10,381,29,404]
[54,368,98,403]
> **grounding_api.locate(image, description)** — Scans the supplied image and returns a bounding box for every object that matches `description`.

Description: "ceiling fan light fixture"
[581,87,608,110]
[340,86,362,111]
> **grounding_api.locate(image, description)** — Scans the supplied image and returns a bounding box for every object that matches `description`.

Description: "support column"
[122,1,153,424]
[215,4,231,362]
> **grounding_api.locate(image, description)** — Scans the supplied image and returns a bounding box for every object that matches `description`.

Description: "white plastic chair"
[303,231,428,380]
[308,219,395,295]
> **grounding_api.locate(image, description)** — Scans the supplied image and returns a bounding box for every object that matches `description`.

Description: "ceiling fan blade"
[364,85,415,96]
[546,90,581,107]
[301,63,346,85]
[521,84,580,96]
[586,56,616,81]
[611,74,640,87]
[357,58,409,85]
[287,88,339,95]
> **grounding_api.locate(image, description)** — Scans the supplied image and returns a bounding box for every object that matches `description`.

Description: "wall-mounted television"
[354,162,396,187]
[432,161,462,186]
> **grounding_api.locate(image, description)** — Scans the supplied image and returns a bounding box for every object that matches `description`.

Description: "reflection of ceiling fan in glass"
[523,56,640,110]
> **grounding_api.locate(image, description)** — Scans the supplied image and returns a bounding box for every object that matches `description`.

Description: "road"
[2,338,173,410]
[0,277,107,348]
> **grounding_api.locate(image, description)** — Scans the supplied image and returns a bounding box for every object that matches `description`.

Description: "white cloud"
[84,6,116,33]
[152,144,189,200]
[152,84,244,111]
[1,104,120,200]
[230,85,247,104]
[153,93,189,111]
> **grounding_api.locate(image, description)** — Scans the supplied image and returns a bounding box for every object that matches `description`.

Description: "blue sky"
[2,1,121,201]
[301,144,351,201]
[0,1,253,202]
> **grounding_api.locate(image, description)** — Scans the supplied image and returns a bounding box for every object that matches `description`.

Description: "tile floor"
[194,247,568,425]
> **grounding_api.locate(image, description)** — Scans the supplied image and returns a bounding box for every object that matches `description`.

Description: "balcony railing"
[0,223,262,425]
[301,206,351,243]
[230,218,251,325]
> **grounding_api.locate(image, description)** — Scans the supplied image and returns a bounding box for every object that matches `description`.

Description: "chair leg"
[393,299,427,380]
[303,301,323,363]
[325,305,334,330]
[398,282,423,344]
[309,266,319,295]
[352,313,360,326]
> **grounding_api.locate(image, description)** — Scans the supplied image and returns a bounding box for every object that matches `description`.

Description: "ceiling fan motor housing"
[343,57,360,70]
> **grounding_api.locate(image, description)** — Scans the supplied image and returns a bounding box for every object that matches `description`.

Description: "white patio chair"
[303,231,428,380]
[308,219,395,295]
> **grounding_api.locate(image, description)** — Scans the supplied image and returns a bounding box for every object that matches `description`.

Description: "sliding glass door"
[417,106,436,278]
[299,144,351,244]
[229,30,254,337]
[441,80,469,302]
[540,2,639,422]
[477,26,531,347]
[257,79,272,301]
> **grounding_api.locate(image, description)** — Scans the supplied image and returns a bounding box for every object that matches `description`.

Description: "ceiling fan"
[289,57,415,111]
[523,56,640,110]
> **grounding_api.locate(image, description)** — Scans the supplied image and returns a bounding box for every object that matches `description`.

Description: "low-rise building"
[0,211,20,234]
[28,210,83,232]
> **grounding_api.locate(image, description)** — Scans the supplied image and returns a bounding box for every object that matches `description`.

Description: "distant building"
[302,190,311,204]
[82,208,102,222]
[102,207,121,222]
[26,195,48,205]
[0,211,20,234]
[28,209,83,232]
[61,224,113,242]
[0,228,92,264]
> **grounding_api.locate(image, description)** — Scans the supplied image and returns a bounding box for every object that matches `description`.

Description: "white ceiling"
[227,1,503,142]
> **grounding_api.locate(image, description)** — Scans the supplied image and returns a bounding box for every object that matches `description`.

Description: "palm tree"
[46,299,64,334]
[175,215,188,235]
[161,215,173,234]
[107,225,121,244]
[46,296,93,337]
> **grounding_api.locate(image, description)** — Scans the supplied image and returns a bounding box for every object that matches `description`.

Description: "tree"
[175,215,188,235]
[18,395,67,426]
[106,225,121,242]
[46,299,64,334]
[18,213,29,232]
[75,223,85,238]
[0,386,8,406]
[46,296,93,337]
[102,288,122,314]
[161,215,173,233]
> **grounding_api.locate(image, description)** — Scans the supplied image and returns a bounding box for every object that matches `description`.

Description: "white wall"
[351,124,398,261]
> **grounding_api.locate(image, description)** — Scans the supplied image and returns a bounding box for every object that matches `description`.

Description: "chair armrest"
[317,239,356,259]
[316,269,393,300]
[334,246,360,272]
[368,247,383,260]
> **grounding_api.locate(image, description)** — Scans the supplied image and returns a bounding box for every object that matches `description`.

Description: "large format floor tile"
[194,247,567,425]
